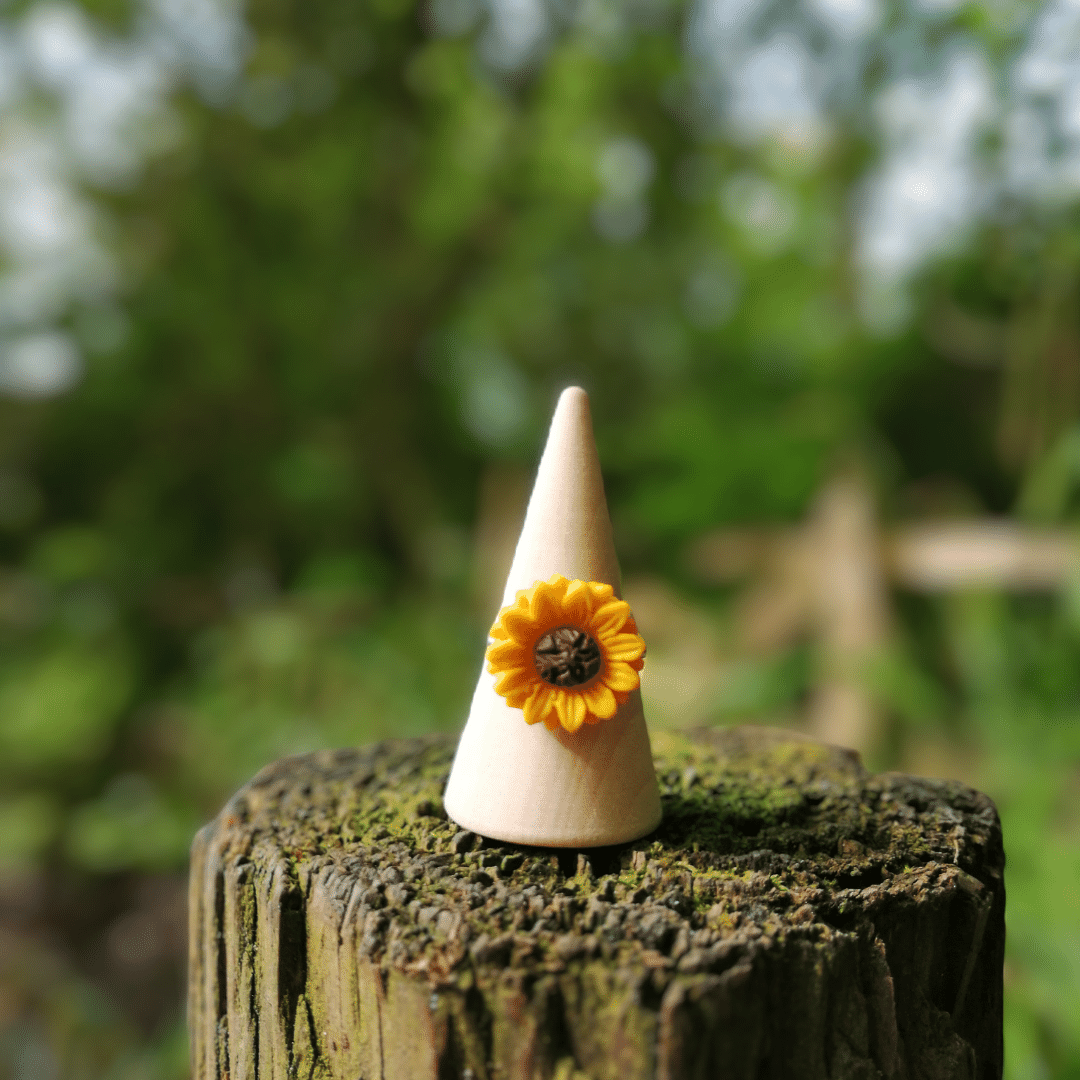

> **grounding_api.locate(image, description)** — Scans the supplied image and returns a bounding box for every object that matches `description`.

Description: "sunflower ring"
[486,575,646,734]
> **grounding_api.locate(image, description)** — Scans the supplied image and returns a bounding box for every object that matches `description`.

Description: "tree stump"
[188,727,1004,1080]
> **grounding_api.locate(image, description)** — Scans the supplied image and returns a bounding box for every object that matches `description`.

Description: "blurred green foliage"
[0,0,1078,1076]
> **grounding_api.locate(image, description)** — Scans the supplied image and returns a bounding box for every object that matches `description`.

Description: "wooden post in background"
[685,468,1080,759]
[806,468,891,754]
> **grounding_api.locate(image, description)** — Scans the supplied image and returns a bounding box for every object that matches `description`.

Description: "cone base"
[443,672,662,848]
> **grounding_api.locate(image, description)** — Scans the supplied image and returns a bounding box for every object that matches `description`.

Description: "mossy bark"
[188,726,1003,1080]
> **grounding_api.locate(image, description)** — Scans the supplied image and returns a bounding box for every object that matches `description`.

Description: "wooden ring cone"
[444,386,663,847]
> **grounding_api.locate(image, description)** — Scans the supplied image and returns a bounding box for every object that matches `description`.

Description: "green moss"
[219,728,1002,984]
[199,729,1005,1080]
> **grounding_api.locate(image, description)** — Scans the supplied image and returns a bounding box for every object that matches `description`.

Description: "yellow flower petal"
[561,578,594,626]
[602,662,640,694]
[551,692,568,730]
[583,682,617,720]
[604,633,647,663]
[494,665,535,708]
[586,581,615,604]
[562,692,587,733]
[523,686,550,726]
[529,577,563,629]
[590,598,632,637]
[494,666,535,696]
[487,640,526,668]
[501,605,540,643]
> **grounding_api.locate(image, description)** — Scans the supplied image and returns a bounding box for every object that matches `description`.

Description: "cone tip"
[555,385,589,413]
[548,386,592,443]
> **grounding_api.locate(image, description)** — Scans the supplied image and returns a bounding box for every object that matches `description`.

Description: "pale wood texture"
[688,518,1080,593]
[443,386,661,847]
[683,473,1080,758]
[189,727,1004,1080]
[806,469,891,753]
[885,521,1077,591]
[499,385,621,604]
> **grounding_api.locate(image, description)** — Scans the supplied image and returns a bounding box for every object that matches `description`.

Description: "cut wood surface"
[188,727,1004,1080]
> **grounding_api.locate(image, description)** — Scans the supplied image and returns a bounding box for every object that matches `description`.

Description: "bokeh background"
[0,0,1078,1075]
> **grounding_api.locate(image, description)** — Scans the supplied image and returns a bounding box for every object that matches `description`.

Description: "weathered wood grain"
[188,727,1004,1080]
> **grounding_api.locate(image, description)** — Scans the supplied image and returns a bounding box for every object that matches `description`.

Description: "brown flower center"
[533,626,603,687]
